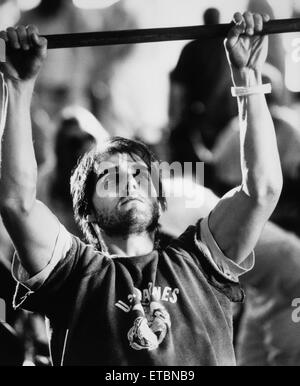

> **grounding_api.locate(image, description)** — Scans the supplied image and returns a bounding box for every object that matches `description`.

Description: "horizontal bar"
[44,18,300,49]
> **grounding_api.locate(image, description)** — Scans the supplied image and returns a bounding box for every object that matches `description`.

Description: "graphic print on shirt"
[115,283,179,351]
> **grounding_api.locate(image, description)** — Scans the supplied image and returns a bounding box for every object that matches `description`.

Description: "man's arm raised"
[206,12,283,264]
[0,26,66,275]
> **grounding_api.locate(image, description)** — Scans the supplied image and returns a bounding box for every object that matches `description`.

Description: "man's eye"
[103,179,109,190]
[102,173,110,183]
[133,169,148,179]
[100,172,116,185]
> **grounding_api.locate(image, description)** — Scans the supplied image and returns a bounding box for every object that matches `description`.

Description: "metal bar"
[44,18,300,49]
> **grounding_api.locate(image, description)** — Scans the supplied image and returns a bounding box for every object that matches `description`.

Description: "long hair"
[70,137,167,250]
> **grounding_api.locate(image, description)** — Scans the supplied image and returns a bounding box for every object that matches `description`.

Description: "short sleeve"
[171,219,251,302]
[200,216,255,283]
[12,230,79,316]
[12,234,109,318]
[12,223,72,291]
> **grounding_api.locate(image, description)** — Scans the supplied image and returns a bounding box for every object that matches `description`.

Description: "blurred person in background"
[168,7,237,187]
[236,220,300,366]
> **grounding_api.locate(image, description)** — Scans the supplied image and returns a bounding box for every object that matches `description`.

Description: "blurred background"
[1,0,300,366]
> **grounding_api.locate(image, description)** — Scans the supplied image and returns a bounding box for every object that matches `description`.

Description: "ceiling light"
[73,0,121,10]
[17,0,41,12]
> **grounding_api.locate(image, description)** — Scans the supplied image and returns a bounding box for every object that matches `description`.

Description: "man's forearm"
[233,68,282,201]
[0,80,37,211]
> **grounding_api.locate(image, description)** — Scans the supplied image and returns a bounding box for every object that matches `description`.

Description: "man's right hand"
[0,25,47,85]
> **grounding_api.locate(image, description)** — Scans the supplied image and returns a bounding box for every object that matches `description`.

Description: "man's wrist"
[6,79,35,99]
[231,67,262,88]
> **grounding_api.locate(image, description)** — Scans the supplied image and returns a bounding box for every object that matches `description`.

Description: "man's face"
[91,153,160,237]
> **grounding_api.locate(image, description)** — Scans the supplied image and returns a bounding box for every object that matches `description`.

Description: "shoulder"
[64,235,112,277]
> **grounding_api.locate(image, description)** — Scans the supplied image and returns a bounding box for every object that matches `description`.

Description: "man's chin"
[98,201,159,236]
[121,208,150,225]
[117,209,155,234]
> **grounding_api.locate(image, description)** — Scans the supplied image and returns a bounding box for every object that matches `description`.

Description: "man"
[0,12,282,365]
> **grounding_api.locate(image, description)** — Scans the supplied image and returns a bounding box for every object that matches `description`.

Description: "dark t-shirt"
[0,261,17,325]
[14,224,244,366]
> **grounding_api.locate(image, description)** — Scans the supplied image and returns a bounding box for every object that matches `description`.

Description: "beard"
[94,199,160,238]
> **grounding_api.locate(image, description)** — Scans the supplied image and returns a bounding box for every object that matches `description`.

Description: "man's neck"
[102,232,155,257]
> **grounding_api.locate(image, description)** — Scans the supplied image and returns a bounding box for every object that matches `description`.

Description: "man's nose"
[126,174,138,195]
